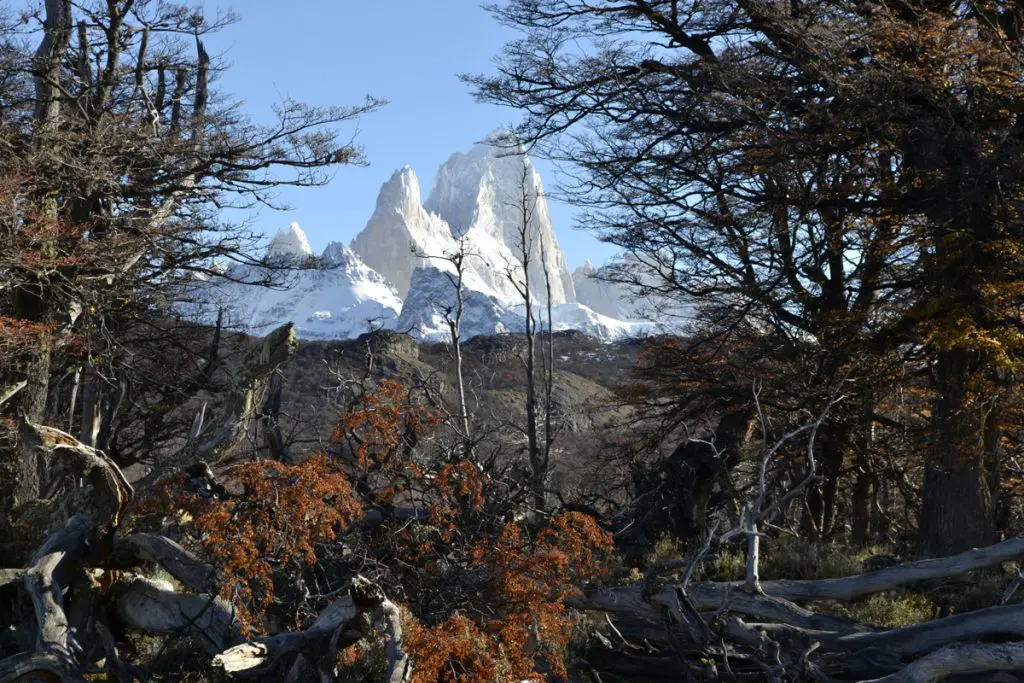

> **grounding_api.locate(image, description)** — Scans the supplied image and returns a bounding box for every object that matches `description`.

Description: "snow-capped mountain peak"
[267,222,313,261]
[321,241,363,267]
[350,166,455,298]
[422,134,576,306]
[185,136,670,343]
[376,165,423,217]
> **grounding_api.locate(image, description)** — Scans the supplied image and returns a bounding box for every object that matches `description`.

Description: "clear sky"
[205,1,617,269]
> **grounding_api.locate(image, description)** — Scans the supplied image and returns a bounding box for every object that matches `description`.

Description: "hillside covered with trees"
[5,1,1024,682]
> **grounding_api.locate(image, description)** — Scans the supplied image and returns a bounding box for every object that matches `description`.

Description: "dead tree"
[412,236,477,455]
[503,148,545,509]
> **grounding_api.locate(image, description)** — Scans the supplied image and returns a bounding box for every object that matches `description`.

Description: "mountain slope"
[192,224,403,340]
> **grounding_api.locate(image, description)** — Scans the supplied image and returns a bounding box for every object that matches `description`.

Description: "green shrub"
[839,592,938,628]
[760,536,888,581]
[645,533,687,567]
[706,548,746,581]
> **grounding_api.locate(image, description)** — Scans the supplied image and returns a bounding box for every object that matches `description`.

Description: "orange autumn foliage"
[333,379,443,507]
[134,379,614,677]
[0,316,53,371]
[404,512,613,682]
[404,616,498,682]
[134,454,361,633]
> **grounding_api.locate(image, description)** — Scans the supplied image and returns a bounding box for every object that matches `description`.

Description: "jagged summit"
[420,136,576,305]
[266,222,313,261]
[349,165,454,298]
[186,136,668,342]
[375,165,423,216]
[321,241,363,267]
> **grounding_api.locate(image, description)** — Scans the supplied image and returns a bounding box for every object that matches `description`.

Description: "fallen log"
[579,536,1024,626]
[213,596,357,675]
[111,532,219,593]
[747,537,1024,602]
[212,575,410,681]
[841,602,1024,657]
[24,514,92,655]
[866,641,1024,683]
[111,575,241,654]
[574,582,867,633]
[722,600,1024,658]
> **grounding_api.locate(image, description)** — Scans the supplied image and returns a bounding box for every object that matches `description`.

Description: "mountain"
[186,136,668,342]
[423,131,576,306]
[266,221,314,261]
[349,166,454,297]
[189,223,403,340]
[572,260,635,320]
[396,264,652,341]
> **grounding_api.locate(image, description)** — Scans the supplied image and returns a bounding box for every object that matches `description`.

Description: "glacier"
[186,135,666,343]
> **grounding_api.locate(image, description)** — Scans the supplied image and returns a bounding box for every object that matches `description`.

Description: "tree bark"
[111,576,241,655]
[851,466,873,547]
[866,642,1024,683]
[918,348,994,557]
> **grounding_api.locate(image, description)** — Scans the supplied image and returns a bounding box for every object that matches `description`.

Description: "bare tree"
[412,236,476,455]
[0,0,383,522]
[538,229,558,471]
[501,147,560,510]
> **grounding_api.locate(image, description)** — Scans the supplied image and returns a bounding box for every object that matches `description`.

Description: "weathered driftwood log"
[24,514,92,655]
[574,582,866,633]
[842,602,1024,657]
[866,642,1024,683]
[213,596,357,674]
[741,536,1024,602]
[580,535,1024,624]
[722,601,1024,659]
[0,515,94,683]
[579,537,1024,681]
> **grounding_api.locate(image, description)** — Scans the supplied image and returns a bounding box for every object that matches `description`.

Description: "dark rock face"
[353,329,420,361]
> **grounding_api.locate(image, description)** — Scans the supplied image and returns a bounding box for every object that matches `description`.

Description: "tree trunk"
[805,435,844,539]
[0,292,53,535]
[851,467,873,547]
[79,363,101,448]
[918,348,994,557]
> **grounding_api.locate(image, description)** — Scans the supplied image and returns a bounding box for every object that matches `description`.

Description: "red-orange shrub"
[134,454,361,632]
[333,379,442,507]
[405,512,613,682]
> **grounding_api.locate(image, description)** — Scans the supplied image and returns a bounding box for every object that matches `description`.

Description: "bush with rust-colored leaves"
[332,379,442,508]
[404,512,613,682]
[133,454,361,633]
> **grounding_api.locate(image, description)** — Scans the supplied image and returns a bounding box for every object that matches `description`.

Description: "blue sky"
[206,1,616,269]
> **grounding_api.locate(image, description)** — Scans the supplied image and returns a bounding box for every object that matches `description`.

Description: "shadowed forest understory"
[7,1,1024,681]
